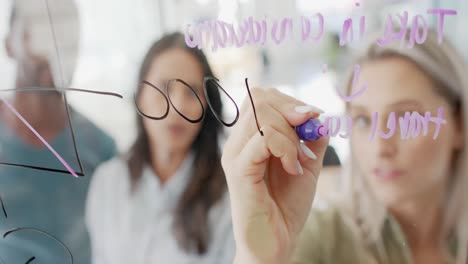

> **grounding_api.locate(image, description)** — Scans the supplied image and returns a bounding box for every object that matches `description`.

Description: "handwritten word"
[135,78,241,127]
[185,17,295,51]
[135,77,261,135]
[336,64,368,102]
[184,9,457,51]
[377,8,457,48]
[138,74,446,142]
[316,63,447,141]
[319,115,353,138]
[369,107,446,141]
[318,108,446,141]
[301,14,324,42]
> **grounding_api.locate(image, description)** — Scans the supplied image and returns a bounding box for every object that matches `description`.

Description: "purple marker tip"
[296,118,323,141]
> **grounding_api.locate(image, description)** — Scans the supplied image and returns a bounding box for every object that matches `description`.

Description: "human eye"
[352,114,371,128]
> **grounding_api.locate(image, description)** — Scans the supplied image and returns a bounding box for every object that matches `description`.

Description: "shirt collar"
[139,151,195,202]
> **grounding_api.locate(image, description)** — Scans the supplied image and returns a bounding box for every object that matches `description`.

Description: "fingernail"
[296,160,304,175]
[294,105,324,114]
[300,142,317,160]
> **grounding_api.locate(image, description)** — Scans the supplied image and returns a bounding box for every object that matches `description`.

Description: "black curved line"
[44,0,65,89]
[0,88,123,99]
[25,256,36,264]
[134,81,170,120]
[3,227,73,264]
[244,78,263,136]
[63,94,85,176]
[166,79,205,123]
[0,193,7,218]
[203,77,240,127]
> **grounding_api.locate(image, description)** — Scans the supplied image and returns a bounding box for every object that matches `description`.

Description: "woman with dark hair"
[86,32,234,263]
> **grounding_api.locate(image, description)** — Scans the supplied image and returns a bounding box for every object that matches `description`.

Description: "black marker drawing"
[244,78,263,136]
[203,77,239,127]
[167,78,206,123]
[0,194,7,219]
[3,227,73,264]
[135,77,261,134]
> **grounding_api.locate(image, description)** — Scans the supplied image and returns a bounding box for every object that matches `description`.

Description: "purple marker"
[296,118,323,141]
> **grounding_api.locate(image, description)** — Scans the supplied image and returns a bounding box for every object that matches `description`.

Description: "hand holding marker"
[221,88,330,264]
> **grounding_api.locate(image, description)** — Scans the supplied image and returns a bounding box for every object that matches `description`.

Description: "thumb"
[299,135,330,177]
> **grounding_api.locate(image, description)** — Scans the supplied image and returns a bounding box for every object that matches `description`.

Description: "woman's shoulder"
[86,156,132,226]
[93,155,128,177]
[94,155,128,172]
[293,204,364,264]
[85,157,132,252]
[300,205,350,244]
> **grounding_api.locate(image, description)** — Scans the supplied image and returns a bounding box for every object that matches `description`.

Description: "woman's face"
[138,48,206,154]
[349,57,463,206]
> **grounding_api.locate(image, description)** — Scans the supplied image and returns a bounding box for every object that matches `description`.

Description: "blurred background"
[0,0,466,201]
[1,0,466,155]
[0,1,465,262]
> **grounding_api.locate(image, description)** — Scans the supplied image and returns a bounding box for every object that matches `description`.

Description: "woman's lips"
[373,168,404,180]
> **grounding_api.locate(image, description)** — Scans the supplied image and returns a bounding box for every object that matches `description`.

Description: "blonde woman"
[221,28,468,264]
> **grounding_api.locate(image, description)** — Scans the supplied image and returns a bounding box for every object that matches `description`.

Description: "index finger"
[225,88,324,159]
[239,87,324,129]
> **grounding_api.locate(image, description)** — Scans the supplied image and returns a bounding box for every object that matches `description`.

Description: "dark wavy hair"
[127,32,226,254]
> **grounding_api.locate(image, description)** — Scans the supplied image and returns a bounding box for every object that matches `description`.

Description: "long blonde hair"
[338,28,468,264]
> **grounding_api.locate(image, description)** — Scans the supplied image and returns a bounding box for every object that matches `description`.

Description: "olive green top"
[293,207,457,264]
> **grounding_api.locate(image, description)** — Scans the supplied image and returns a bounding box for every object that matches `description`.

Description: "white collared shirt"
[85,153,235,264]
